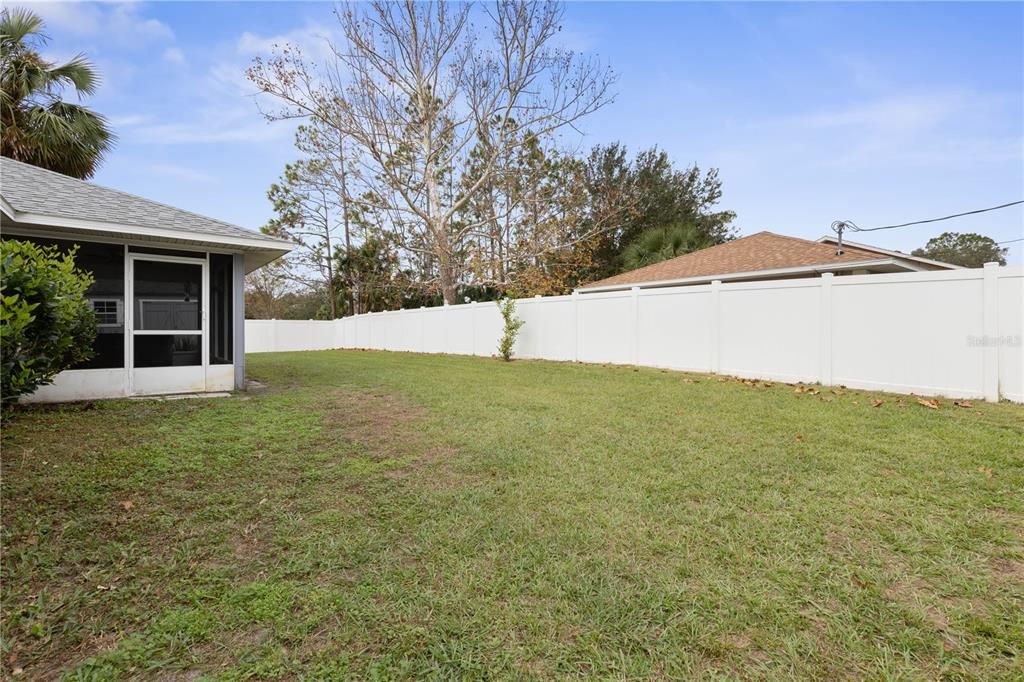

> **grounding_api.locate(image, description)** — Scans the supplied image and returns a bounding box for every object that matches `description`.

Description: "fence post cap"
[983,261,1000,269]
[821,272,835,279]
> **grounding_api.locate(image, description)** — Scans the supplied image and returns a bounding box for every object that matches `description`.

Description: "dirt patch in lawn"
[989,557,1024,582]
[317,387,471,489]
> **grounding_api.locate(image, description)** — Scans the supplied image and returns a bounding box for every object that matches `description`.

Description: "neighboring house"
[579,231,958,293]
[0,157,292,402]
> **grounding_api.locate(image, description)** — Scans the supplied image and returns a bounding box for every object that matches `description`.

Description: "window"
[90,298,123,327]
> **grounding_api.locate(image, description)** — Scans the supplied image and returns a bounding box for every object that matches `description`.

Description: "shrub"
[1,239,97,404]
[496,297,524,361]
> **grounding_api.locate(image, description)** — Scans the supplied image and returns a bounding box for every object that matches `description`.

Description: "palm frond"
[15,102,116,179]
[620,222,710,272]
[0,7,47,51]
[0,7,114,179]
[46,54,99,96]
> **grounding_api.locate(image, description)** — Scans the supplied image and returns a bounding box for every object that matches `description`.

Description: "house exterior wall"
[4,229,248,402]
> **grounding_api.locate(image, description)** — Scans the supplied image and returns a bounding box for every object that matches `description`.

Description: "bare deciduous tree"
[248,0,615,304]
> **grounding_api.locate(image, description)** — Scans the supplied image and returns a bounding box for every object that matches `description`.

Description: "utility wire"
[833,200,1024,234]
[996,237,1023,245]
[829,200,1023,255]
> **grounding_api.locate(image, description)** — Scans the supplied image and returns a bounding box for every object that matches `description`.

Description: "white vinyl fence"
[246,264,1024,402]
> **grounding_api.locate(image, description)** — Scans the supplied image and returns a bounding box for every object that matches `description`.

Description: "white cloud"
[109,113,151,127]
[18,1,102,35]
[163,47,186,66]
[706,88,1023,180]
[122,106,297,146]
[794,92,969,135]
[236,22,339,62]
[149,163,215,183]
[21,2,173,45]
[111,3,173,42]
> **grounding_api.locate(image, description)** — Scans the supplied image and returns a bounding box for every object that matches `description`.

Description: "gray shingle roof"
[1,156,286,246]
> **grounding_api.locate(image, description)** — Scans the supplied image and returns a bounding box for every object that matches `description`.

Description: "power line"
[997,237,1024,245]
[831,200,1024,256]
[832,200,1024,235]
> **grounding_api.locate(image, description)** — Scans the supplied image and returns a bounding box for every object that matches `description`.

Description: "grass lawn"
[2,351,1023,680]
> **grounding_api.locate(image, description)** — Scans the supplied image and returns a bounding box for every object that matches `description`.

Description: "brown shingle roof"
[581,231,893,289]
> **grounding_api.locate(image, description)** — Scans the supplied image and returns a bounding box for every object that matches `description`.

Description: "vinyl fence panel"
[246,265,1023,402]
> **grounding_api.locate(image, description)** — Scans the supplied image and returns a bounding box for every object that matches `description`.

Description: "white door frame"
[127,253,209,395]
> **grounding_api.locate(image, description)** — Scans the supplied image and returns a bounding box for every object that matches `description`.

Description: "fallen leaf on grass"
[820,396,833,402]
[917,398,940,410]
[977,466,994,478]
[683,378,697,384]
[120,500,134,511]
[26,535,37,546]
[871,399,884,408]
[795,435,803,443]
[794,386,806,394]
[953,400,974,408]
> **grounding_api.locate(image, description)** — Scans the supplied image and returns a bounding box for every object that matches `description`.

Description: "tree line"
[245,1,736,319]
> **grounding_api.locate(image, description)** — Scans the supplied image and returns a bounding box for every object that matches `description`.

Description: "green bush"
[1,238,97,404]
[496,298,524,361]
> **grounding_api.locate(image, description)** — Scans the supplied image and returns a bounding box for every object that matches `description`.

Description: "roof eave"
[2,208,293,264]
[1,207,291,274]
[816,236,962,269]
[576,258,908,293]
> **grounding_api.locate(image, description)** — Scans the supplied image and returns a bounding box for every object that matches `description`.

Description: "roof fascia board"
[1,197,17,220]
[577,258,902,294]
[3,208,293,252]
[3,223,287,274]
[0,226,243,255]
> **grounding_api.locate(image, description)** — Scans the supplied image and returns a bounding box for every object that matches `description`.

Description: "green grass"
[2,350,1023,680]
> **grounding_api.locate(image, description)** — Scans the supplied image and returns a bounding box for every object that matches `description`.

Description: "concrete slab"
[128,392,232,402]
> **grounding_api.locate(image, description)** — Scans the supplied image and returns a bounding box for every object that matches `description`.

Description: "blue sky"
[19,1,1024,262]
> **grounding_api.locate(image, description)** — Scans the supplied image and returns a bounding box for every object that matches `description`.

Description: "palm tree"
[1,7,115,179]
[620,221,712,272]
